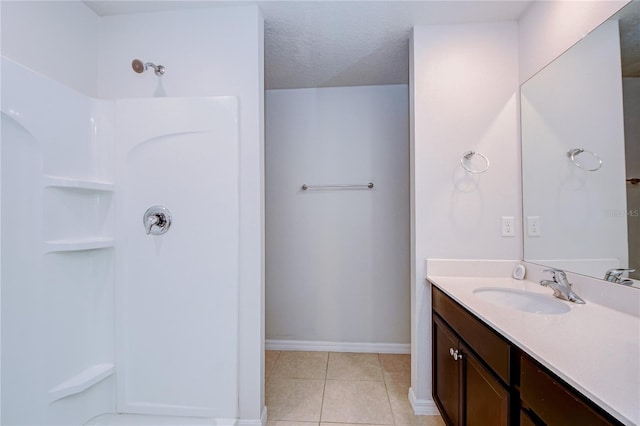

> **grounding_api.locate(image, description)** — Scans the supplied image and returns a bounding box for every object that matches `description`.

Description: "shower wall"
[1,58,243,424]
[1,57,116,425]
[2,4,105,423]
[97,8,265,420]
[2,2,265,424]
[115,97,239,418]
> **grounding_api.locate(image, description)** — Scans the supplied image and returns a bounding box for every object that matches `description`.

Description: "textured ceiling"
[84,1,533,89]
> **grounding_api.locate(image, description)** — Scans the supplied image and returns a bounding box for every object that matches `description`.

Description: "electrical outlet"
[501,216,515,237]
[527,216,541,237]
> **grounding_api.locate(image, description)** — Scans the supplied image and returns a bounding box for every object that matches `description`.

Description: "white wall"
[97,7,265,422]
[521,20,628,276]
[265,85,410,350]
[518,0,629,84]
[410,22,520,413]
[0,0,99,96]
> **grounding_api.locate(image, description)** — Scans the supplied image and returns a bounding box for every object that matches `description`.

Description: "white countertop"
[428,275,640,426]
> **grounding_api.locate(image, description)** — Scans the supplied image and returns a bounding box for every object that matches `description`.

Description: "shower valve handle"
[145,215,160,234]
[143,206,172,235]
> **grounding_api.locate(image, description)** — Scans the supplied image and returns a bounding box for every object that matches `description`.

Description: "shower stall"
[1,57,241,425]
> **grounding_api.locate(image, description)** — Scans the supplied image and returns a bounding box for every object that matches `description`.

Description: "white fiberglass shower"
[1,57,241,425]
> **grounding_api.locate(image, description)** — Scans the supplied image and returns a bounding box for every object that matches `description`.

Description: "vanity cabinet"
[431,285,624,426]
[520,355,619,426]
[432,287,511,425]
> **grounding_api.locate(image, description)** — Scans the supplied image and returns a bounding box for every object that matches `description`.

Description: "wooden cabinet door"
[520,410,538,426]
[433,316,461,426]
[463,342,510,426]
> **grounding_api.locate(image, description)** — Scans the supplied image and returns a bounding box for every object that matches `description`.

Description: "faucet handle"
[605,268,635,275]
[543,268,566,281]
[145,214,160,234]
[540,269,585,304]
[604,268,635,282]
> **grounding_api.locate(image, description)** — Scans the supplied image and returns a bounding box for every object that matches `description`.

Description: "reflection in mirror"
[521,0,640,288]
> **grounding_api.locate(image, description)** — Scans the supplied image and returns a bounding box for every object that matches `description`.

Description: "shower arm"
[145,62,165,76]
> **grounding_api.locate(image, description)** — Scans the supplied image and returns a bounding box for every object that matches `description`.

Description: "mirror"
[521,0,640,288]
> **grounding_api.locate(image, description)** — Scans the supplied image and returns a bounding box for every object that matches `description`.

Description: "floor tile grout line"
[318,351,329,423]
[265,350,281,381]
[266,350,282,383]
[379,353,398,426]
[380,353,399,426]
[319,378,327,424]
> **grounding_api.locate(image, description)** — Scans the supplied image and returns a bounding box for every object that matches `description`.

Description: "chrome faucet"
[604,268,635,285]
[540,268,585,304]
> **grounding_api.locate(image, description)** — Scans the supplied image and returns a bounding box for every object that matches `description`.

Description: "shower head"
[131,59,165,76]
[131,59,145,73]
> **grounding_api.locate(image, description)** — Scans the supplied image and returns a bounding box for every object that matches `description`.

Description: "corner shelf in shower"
[44,238,115,253]
[48,363,114,403]
[43,175,114,192]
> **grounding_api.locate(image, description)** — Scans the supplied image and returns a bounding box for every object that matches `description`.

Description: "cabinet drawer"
[520,355,619,426]
[432,286,511,383]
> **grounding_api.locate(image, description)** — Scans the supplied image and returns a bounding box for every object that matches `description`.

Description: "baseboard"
[87,409,264,426]
[408,387,439,415]
[237,406,267,426]
[85,413,237,425]
[265,339,410,354]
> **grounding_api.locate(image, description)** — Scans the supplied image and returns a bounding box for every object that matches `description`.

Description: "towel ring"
[567,148,602,172]
[461,151,490,174]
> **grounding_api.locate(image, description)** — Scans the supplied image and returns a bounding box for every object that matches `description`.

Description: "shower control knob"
[143,206,172,235]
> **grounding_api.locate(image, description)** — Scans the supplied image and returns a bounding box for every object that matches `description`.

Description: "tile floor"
[265,351,445,426]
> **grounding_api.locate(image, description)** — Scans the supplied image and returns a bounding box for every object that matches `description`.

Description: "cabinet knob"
[449,348,463,361]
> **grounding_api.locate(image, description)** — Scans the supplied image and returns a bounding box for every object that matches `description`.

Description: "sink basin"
[473,287,571,314]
